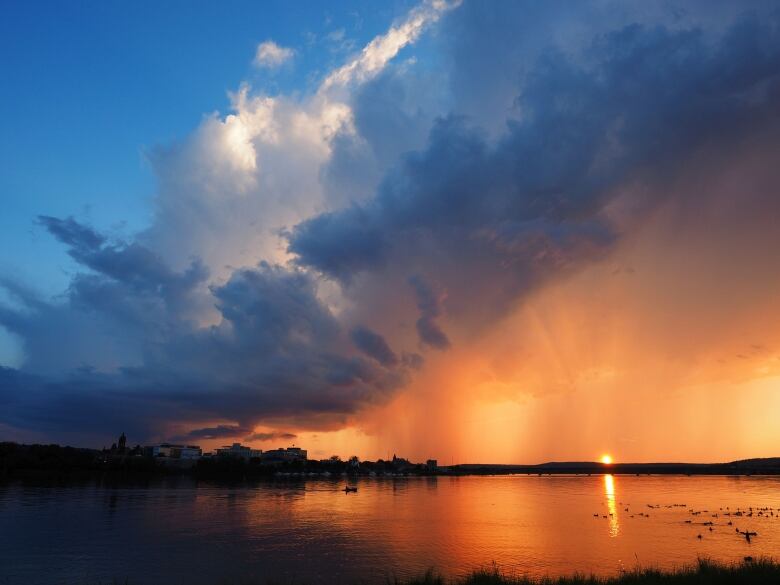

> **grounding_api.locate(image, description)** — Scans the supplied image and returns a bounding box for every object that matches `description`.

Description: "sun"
[601,454,613,465]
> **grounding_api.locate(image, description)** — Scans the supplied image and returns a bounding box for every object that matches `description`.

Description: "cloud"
[245,431,298,442]
[178,425,249,441]
[254,40,294,68]
[178,425,297,444]
[0,242,417,443]
[328,29,346,43]
[288,12,780,337]
[320,0,459,92]
[38,215,209,304]
[351,326,399,366]
[287,205,388,281]
[408,275,450,350]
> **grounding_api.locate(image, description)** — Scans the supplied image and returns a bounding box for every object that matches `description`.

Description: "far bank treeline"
[3,441,780,481]
[0,441,436,480]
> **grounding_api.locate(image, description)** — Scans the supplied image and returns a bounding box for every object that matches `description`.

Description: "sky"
[2,0,780,463]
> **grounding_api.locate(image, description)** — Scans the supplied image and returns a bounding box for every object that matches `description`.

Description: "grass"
[402,559,780,585]
[78,559,780,585]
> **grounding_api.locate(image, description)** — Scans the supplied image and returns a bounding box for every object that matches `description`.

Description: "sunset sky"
[2,0,780,463]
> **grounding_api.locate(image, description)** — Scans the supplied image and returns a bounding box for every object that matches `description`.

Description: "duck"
[737,529,758,543]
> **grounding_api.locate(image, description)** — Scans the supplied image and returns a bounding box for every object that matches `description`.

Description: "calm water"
[1,475,779,584]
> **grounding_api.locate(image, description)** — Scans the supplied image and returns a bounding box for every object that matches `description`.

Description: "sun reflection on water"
[604,474,619,537]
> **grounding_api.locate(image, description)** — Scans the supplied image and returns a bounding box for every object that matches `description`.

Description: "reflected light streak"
[604,474,619,537]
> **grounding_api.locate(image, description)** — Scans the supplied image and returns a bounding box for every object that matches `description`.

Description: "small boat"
[343,486,358,493]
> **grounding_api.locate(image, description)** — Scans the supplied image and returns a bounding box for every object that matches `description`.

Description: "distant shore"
[447,458,780,476]
[2,441,780,480]
[404,559,780,585]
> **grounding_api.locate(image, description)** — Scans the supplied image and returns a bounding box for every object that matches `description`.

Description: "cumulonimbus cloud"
[2,1,780,452]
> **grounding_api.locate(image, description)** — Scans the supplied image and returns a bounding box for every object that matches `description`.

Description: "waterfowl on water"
[737,529,758,542]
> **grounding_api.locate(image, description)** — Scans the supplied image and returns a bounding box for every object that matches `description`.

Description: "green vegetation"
[403,559,780,585]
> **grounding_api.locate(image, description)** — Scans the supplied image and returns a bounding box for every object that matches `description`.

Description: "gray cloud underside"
[0,224,411,442]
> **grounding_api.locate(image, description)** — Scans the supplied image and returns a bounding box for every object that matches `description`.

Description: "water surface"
[1,475,779,584]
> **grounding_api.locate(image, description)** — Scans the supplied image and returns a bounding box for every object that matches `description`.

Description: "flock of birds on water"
[593,501,776,558]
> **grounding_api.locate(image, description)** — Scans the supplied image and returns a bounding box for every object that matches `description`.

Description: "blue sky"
[0,0,418,295]
[0,0,423,366]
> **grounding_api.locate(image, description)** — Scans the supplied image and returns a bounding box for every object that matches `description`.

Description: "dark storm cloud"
[245,431,298,442]
[288,13,780,329]
[0,226,414,443]
[401,352,424,370]
[350,326,399,366]
[38,215,209,308]
[408,275,450,350]
[173,426,297,444]
[177,425,249,441]
[0,367,175,441]
[286,205,388,282]
[38,215,106,250]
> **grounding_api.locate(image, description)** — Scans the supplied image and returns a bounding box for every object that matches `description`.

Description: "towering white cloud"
[141,3,458,279]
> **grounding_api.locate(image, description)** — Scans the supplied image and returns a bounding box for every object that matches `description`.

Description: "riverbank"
[450,459,780,476]
[4,442,780,480]
[406,559,780,585]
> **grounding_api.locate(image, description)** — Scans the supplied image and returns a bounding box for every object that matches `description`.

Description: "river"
[1,474,779,584]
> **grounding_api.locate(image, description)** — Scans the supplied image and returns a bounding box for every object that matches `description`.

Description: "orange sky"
[227,131,780,464]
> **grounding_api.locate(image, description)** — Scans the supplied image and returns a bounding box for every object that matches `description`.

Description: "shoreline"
[445,460,780,476]
[3,442,780,481]
[404,559,780,585]
[5,470,780,483]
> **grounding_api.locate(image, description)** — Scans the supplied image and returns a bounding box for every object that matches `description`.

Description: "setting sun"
[601,454,613,465]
